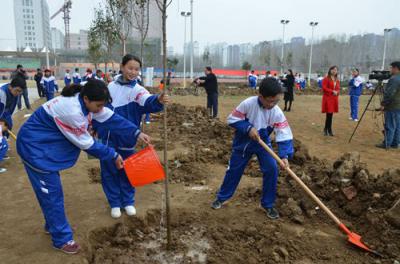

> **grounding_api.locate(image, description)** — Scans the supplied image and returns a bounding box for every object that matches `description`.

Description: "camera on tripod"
[369,70,391,81]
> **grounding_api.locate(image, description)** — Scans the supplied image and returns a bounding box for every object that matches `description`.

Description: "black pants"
[17,88,31,110]
[36,82,44,97]
[324,113,333,132]
[284,100,292,111]
[207,92,218,118]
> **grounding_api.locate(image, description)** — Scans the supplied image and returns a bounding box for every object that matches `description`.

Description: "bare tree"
[104,0,134,55]
[132,0,150,67]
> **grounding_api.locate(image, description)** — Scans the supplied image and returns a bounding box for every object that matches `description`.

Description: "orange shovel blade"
[339,223,382,257]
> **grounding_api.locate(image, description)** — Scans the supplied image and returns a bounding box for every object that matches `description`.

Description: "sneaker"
[375,143,389,149]
[55,240,81,255]
[0,168,6,173]
[145,121,151,125]
[111,207,121,218]
[348,117,353,120]
[211,199,223,210]
[265,207,280,220]
[3,156,10,160]
[124,205,136,216]
[354,119,359,122]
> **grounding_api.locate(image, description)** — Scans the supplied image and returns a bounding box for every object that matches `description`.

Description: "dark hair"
[0,118,9,128]
[327,66,338,78]
[61,79,112,103]
[10,77,26,89]
[17,64,23,69]
[37,68,41,71]
[390,61,400,70]
[206,66,212,72]
[96,69,102,73]
[121,54,142,67]
[259,77,282,97]
[75,68,79,72]
[251,70,254,73]
[288,69,294,76]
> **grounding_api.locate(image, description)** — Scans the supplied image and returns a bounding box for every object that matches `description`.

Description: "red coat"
[321,77,340,113]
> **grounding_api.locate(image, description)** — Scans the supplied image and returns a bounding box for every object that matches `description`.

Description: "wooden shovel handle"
[257,138,342,226]
[8,130,17,140]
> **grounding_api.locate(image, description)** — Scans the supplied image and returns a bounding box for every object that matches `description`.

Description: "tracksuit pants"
[384,110,400,147]
[46,92,54,101]
[207,92,218,118]
[217,148,278,209]
[24,164,73,248]
[350,95,360,120]
[100,150,135,208]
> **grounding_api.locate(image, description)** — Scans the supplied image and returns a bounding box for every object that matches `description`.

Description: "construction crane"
[50,0,72,49]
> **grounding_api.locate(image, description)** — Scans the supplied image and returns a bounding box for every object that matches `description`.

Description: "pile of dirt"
[147,86,258,97]
[88,167,101,184]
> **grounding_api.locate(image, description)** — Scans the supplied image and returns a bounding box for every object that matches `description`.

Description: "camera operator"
[195,66,219,118]
[376,61,400,149]
[11,64,31,110]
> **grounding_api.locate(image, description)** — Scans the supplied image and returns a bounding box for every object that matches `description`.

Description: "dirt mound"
[88,167,101,184]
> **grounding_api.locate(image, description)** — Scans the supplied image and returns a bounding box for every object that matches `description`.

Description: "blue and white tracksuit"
[216,96,294,209]
[95,75,104,82]
[98,76,164,209]
[16,93,140,248]
[72,72,81,84]
[0,133,8,161]
[0,83,18,131]
[40,76,59,101]
[248,74,257,89]
[349,76,363,120]
[64,73,72,86]
[318,77,323,89]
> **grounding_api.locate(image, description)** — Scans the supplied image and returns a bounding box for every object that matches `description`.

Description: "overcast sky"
[4,0,400,52]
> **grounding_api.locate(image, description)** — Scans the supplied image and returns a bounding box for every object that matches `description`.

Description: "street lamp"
[382,28,392,70]
[190,0,194,80]
[280,19,290,74]
[181,11,191,88]
[308,21,318,86]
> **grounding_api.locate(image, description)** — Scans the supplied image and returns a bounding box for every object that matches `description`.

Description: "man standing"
[11,65,30,110]
[377,61,400,149]
[348,68,363,122]
[34,68,44,97]
[196,66,219,118]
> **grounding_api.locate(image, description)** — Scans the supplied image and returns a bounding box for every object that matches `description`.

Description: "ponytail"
[61,83,82,97]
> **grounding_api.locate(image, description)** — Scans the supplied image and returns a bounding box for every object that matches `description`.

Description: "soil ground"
[0,91,399,264]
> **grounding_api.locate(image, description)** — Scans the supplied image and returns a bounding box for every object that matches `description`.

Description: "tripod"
[348,80,385,144]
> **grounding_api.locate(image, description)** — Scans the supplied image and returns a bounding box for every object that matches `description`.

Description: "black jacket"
[199,73,218,94]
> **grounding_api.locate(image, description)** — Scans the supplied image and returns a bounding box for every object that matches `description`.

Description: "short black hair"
[390,61,400,70]
[206,66,212,72]
[0,118,9,128]
[17,64,23,69]
[259,77,282,97]
[121,54,142,67]
[10,77,26,89]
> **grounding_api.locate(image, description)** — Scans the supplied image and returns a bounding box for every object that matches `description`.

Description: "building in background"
[184,41,200,58]
[131,0,162,40]
[69,30,88,50]
[14,0,51,51]
[51,27,64,51]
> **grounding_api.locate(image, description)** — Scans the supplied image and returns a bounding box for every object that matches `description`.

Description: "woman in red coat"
[322,66,340,136]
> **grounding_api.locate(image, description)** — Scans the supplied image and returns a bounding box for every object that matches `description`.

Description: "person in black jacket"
[196,66,219,118]
[282,69,295,111]
[34,68,44,97]
[11,64,31,110]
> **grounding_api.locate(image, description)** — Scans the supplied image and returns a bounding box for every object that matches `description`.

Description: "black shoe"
[287,109,291,112]
[283,108,287,112]
[265,207,280,220]
[328,129,334,136]
[211,199,223,210]
[323,128,329,136]
[376,143,389,149]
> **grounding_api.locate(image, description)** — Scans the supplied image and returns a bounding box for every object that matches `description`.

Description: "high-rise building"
[184,41,200,58]
[131,0,162,40]
[69,30,88,50]
[51,27,65,51]
[14,0,51,51]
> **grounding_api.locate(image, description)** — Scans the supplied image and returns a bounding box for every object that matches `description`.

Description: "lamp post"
[308,21,318,87]
[190,0,194,80]
[181,11,191,88]
[280,19,290,74]
[382,28,392,70]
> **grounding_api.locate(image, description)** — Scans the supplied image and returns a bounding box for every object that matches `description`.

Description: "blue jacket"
[228,96,294,159]
[64,73,72,86]
[17,94,140,173]
[41,76,59,94]
[0,83,18,129]
[248,74,257,87]
[349,75,363,96]
[72,72,81,84]
[98,76,164,152]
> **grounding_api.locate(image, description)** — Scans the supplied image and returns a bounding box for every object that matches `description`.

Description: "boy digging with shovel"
[211,77,294,219]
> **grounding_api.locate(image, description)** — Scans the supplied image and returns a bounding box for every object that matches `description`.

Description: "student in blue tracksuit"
[0,119,9,173]
[0,78,25,132]
[17,80,145,254]
[72,68,81,84]
[64,69,72,87]
[248,70,258,89]
[211,77,294,219]
[41,69,59,101]
[348,68,363,121]
[98,54,168,219]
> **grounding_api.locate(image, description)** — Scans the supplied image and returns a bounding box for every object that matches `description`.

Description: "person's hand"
[248,127,259,141]
[138,132,151,144]
[379,106,385,111]
[280,158,289,170]
[158,93,170,104]
[115,154,124,170]
[332,90,338,96]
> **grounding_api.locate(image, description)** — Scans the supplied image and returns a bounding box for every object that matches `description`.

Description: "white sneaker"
[111,207,121,218]
[124,205,136,216]
[348,117,353,120]
[0,168,6,173]
[354,119,359,122]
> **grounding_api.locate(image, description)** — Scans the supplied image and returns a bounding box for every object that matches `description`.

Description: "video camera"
[369,70,391,81]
